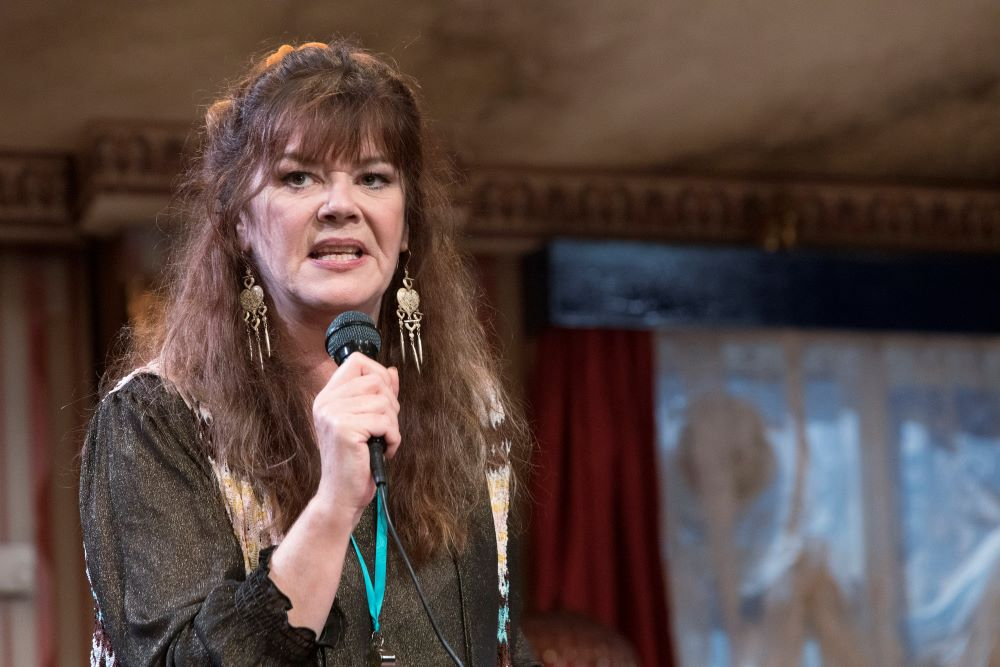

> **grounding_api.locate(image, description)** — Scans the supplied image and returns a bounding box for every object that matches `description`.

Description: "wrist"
[303,490,363,534]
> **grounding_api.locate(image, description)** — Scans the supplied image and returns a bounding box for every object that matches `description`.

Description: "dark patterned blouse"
[80,372,537,666]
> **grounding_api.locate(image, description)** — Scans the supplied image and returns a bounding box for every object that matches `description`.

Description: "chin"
[316,298,380,320]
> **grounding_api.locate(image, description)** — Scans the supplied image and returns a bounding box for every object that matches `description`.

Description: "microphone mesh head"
[325,311,381,362]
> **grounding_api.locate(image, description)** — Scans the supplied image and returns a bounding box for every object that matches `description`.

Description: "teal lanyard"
[350,493,388,633]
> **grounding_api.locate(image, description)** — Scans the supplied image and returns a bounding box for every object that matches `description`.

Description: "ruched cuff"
[235,546,319,662]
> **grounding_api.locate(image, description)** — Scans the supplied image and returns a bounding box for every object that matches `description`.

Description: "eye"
[359,171,391,189]
[282,171,315,188]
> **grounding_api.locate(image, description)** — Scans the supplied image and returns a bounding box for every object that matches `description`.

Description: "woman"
[80,40,537,666]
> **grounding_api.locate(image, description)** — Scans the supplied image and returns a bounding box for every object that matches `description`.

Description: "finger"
[331,351,393,386]
[341,414,399,451]
[357,411,400,450]
[347,351,395,388]
[312,416,398,467]
[328,394,398,421]
[388,367,399,396]
[371,414,401,454]
[326,372,392,397]
[322,366,398,403]
[329,354,396,401]
[383,435,401,460]
[323,376,400,414]
[313,390,396,421]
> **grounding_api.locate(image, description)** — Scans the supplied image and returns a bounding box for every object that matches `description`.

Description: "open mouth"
[309,245,365,261]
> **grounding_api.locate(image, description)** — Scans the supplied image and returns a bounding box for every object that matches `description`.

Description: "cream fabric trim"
[207,458,281,573]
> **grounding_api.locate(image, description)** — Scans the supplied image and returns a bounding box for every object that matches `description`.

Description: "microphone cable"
[377,483,465,667]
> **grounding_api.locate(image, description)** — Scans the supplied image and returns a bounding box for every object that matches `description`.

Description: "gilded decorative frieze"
[80,121,192,195]
[0,153,74,244]
[463,168,1000,253]
[5,120,1000,252]
[78,121,193,234]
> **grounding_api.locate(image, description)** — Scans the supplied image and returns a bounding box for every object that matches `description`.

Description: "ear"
[400,223,409,253]
[236,215,253,253]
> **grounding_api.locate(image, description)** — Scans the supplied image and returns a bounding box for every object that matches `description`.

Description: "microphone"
[325,312,464,666]
[325,311,389,487]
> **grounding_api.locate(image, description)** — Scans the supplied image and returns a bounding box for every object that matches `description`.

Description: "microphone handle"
[368,435,388,487]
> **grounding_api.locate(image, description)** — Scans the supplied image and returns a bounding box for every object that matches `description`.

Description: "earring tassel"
[240,268,272,369]
[396,268,425,373]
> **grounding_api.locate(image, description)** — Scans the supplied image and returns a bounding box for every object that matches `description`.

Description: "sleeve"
[79,375,323,666]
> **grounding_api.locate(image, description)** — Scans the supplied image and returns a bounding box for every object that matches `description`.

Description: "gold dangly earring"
[395,255,424,372]
[239,267,271,369]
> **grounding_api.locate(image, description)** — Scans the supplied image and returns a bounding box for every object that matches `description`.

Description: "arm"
[80,375,320,665]
[268,352,401,633]
[81,356,400,664]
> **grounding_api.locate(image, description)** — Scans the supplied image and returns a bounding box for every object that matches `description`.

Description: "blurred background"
[2,1,1000,665]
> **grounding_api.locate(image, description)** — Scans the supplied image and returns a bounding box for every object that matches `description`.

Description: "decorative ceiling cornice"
[463,167,1000,253]
[0,152,75,245]
[4,120,1000,253]
[78,120,193,235]
[80,120,192,198]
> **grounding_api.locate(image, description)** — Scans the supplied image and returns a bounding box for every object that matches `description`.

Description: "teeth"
[313,247,363,260]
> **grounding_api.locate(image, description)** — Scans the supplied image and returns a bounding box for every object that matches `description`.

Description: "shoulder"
[105,370,172,404]
[88,370,208,467]
[99,368,206,424]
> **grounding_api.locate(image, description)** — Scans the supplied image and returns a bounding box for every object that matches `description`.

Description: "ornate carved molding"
[0,152,75,244]
[80,120,191,196]
[462,167,1000,253]
[77,121,193,234]
[6,119,1000,252]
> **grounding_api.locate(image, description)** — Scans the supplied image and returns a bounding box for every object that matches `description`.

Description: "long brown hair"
[121,39,528,561]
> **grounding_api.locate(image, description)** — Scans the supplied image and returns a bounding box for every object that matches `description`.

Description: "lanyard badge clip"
[368,631,397,666]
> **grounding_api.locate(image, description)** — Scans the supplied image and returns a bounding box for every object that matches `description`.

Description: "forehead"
[278,133,390,166]
[264,95,399,166]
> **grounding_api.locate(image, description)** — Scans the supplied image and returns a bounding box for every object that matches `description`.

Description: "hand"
[311,352,400,526]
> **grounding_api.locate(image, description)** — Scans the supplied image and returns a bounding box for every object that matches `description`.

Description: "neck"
[280,316,338,397]
[280,307,381,397]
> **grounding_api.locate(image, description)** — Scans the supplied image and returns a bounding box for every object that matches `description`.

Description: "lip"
[308,238,369,266]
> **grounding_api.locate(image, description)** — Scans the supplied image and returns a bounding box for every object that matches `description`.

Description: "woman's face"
[239,139,408,331]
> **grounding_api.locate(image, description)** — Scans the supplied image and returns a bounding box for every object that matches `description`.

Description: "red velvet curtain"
[529,328,675,667]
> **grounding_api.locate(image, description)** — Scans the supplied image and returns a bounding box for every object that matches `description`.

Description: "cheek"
[387,200,407,247]
[248,203,297,259]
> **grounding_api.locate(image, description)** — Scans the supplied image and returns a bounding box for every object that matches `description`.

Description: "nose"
[317,178,359,223]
